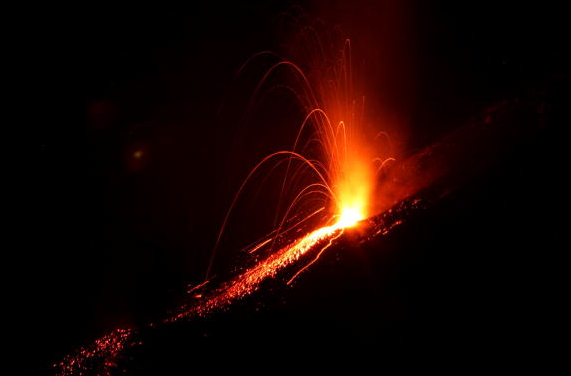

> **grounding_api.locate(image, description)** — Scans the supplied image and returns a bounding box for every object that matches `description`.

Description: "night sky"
[24,1,567,373]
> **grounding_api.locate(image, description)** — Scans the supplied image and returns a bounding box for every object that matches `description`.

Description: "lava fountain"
[186,34,389,316]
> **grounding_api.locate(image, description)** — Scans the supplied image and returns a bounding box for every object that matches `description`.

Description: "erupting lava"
[189,36,385,312]
[202,33,386,297]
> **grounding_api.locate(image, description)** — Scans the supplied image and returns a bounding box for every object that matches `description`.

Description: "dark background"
[24,0,567,373]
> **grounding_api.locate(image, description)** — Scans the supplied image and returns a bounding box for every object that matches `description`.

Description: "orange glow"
[336,207,363,228]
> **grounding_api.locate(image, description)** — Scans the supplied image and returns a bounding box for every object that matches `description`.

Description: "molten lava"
[204,35,386,289]
[337,207,363,228]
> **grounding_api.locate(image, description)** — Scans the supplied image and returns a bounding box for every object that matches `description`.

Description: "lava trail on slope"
[52,96,547,375]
